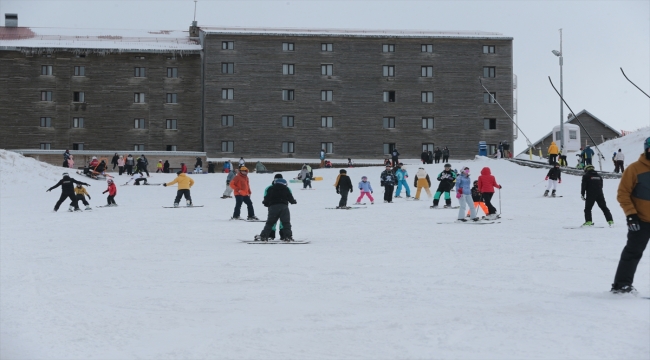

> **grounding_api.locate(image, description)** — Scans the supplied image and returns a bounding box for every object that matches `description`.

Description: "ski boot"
[254,235,269,242]
[230,216,241,220]
[443,205,452,208]
[353,202,363,205]
[394,195,402,198]
[551,190,556,197]
[472,217,481,222]
[581,221,594,227]
[186,200,192,207]
[371,202,374,205]
[220,195,229,199]
[85,205,92,210]
[430,205,438,209]
[74,208,82,212]
[68,206,74,212]
[173,203,179,208]
[457,218,468,222]
[608,220,614,227]
[610,284,637,294]
[412,198,419,201]
[247,216,259,221]
[283,237,294,242]
[543,190,549,197]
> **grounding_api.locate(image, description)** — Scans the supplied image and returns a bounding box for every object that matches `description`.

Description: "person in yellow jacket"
[163,171,195,207]
[611,137,650,294]
[547,141,559,165]
[70,183,92,210]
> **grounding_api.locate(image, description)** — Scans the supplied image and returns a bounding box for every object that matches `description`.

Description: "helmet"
[584,165,595,172]
[553,162,559,167]
[340,169,347,174]
[107,178,113,184]
[62,172,69,177]
[275,178,287,186]
[92,156,97,160]
[361,176,368,180]
[76,183,83,187]
[274,174,283,179]
[177,171,182,175]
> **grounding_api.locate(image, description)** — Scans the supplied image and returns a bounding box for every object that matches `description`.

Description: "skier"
[610,137,650,294]
[111,153,119,170]
[391,148,400,167]
[90,159,107,179]
[255,178,297,242]
[221,168,238,199]
[544,162,562,197]
[89,156,99,170]
[238,157,246,169]
[320,149,326,168]
[194,157,203,173]
[180,162,188,174]
[614,149,625,173]
[117,155,125,175]
[394,163,411,198]
[467,180,489,217]
[71,183,92,210]
[298,165,312,189]
[547,141,559,165]
[163,160,170,173]
[581,165,614,226]
[125,154,134,175]
[125,172,148,185]
[456,167,479,222]
[582,145,595,166]
[334,169,353,209]
[163,171,195,207]
[355,176,374,205]
[413,167,432,200]
[420,150,428,165]
[156,160,163,173]
[101,178,118,207]
[46,172,91,212]
[380,164,397,203]
[477,167,502,220]
[432,164,456,208]
[442,147,450,163]
[230,166,258,220]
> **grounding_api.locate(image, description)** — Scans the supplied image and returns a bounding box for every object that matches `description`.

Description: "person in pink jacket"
[67,155,75,169]
[477,167,502,220]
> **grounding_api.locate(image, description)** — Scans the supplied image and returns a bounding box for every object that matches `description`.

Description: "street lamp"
[552,29,564,155]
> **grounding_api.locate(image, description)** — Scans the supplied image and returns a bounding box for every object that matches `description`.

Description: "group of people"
[420,147,451,164]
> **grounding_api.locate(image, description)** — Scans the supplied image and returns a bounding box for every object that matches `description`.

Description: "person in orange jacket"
[102,178,117,206]
[229,166,258,220]
[163,171,195,207]
[477,167,502,220]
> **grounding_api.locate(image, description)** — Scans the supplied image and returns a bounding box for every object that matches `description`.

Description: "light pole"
[552,29,564,154]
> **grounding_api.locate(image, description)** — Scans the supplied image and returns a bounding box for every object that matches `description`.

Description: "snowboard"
[230,218,264,222]
[299,188,316,190]
[239,239,310,244]
[562,225,606,229]
[96,205,118,208]
[543,196,564,198]
[163,205,204,208]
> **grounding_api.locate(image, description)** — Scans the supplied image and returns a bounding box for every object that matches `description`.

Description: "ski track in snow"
[1,142,649,359]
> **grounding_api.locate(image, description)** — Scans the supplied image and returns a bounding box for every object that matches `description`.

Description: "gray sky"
[3,0,649,152]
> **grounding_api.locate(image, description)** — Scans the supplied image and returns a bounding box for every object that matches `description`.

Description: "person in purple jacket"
[355,176,374,205]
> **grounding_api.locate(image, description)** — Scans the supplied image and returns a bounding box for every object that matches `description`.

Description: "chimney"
[5,14,18,27]
[189,21,199,38]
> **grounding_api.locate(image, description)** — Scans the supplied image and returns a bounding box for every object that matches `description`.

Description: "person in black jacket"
[163,160,170,173]
[255,178,297,242]
[194,157,203,173]
[391,148,400,167]
[442,147,450,163]
[434,147,442,164]
[334,169,353,209]
[544,162,562,197]
[47,172,90,212]
[420,151,428,165]
[138,155,150,177]
[111,153,119,170]
[380,165,397,203]
[581,165,614,226]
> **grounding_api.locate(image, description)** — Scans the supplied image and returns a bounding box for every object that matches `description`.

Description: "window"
[73,143,84,150]
[382,44,395,52]
[222,89,234,100]
[40,143,51,150]
[221,63,234,74]
[282,115,294,128]
[321,43,333,51]
[76,54,86,58]
[321,64,333,76]
[221,115,234,127]
[283,64,295,75]
[383,143,396,155]
[282,42,294,51]
[484,92,497,103]
[421,66,433,77]
[40,117,52,127]
[321,90,333,102]
[42,54,52,58]
[421,91,434,103]
[134,93,145,103]
[422,117,434,129]
[569,130,577,140]
[41,91,53,101]
[488,144,497,155]
[421,44,433,53]
[134,56,146,60]
[484,118,496,130]
[166,93,178,103]
[74,66,85,76]
[222,41,234,50]
[383,91,395,102]
[221,141,234,152]
[422,143,434,152]
[166,145,177,151]
[282,89,294,101]
[72,117,84,128]
[134,67,146,77]
[167,67,178,78]
[483,45,495,54]
[282,142,295,153]
[383,65,395,77]
[554,131,561,141]
[321,142,333,154]
[383,117,395,129]
[134,144,145,151]
[41,65,52,75]
[483,67,496,78]
[166,119,177,129]
[134,118,145,129]
[73,91,85,103]
[321,116,333,128]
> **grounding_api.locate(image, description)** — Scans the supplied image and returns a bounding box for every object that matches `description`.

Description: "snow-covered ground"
[1,144,649,359]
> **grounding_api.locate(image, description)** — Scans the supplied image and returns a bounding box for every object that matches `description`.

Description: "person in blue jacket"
[582,145,595,166]
[456,167,479,222]
[394,163,411,198]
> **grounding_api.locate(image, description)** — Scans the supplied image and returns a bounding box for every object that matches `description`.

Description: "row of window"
[219,142,442,154]
[40,91,180,104]
[39,143,179,151]
[222,41,497,54]
[39,117,179,130]
[40,65,180,78]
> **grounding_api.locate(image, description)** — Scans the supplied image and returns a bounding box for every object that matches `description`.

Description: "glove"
[336,189,340,194]
[88,196,91,200]
[380,181,385,186]
[371,191,373,194]
[559,180,561,184]
[581,195,585,201]
[226,181,230,185]
[545,176,548,180]
[291,200,297,205]
[457,188,463,195]
[456,191,462,199]
[102,191,107,194]
[350,189,353,193]
[626,214,641,231]
[163,183,167,187]
[86,184,90,187]
[498,185,502,189]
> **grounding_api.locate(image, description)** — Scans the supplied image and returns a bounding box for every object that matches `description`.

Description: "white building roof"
[0,27,201,54]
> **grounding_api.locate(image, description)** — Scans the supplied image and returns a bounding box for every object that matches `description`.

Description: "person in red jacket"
[181,162,188,174]
[102,178,118,206]
[477,167,502,220]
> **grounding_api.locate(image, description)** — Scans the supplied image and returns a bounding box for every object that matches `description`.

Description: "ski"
[430,206,460,209]
[96,205,118,208]
[299,188,316,190]
[437,221,499,225]
[543,196,564,198]
[562,225,606,229]
[229,218,264,221]
[239,239,310,244]
[352,203,367,205]
[162,205,204,208]
[325,206,367,210]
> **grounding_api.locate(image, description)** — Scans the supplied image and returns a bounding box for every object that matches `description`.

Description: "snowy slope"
[1,150,648,359]
[595,127,650,172]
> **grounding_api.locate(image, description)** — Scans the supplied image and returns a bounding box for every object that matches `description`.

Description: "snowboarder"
[355,176,374,205]
[614,149,625,173]
[413,167,432,200]
[611,137,650,294]
[442,147,450,163]
[380,164,397,203]
[477,167,502,220]
[125,172,148,186]
[544,162,562,197]
[47,172,90,212]
[221,168,238,199]
[334,169,353,209]
[262,174,290,239]
[394,163,411,198]
[102,178,118,207]
[456,167,479,222]
[298,165,312,189]
[547,141,559,165]
[468,180,489,217]
[255,178,297,242]
[391,148,400,167]
[581,165,613,226]
[71,183,92,210]
[230,166,258,220]
[432,164,456,208]
[163,171,195,207]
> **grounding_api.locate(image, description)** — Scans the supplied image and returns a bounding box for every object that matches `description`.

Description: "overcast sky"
[2,0,649,152]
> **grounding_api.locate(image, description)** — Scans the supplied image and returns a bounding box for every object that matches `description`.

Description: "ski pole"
[533,179,545,187]
[498,187,502,217]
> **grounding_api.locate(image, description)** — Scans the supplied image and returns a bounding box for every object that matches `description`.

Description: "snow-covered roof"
[0,27,201,54]
[200,26,511,40]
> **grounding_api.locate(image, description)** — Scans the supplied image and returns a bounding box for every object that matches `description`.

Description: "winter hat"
[275,178,287,186]
[62,172,69,177]
[584,165,595,172]
[444,163,451,168]
[107,179,113,184]
[240,166,249,172]
[340,169,347,174]
[92,156,97,160]
[274,174,283,179]
[177,171,182,175]
[361,176,368,180]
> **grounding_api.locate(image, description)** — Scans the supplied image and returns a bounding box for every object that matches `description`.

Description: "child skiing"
[413,167,432,200]
[230,167,258,219]
[477,167,502,220]
[581,165,614,227]
[334,169,353,209]
[299,165,312,189]
[46,172,91,212]
[355,176,374,205]
[163,171,195,207]
[380,164,397,203]
[72,183,92,210]
[468,180,488,217]
[432,164,456,208]
[102,178,117,207]
[125,172,148,186]
[544,162,562,197]
[456,167,479,222]
[254,178,297,242]
[394,163,411,198]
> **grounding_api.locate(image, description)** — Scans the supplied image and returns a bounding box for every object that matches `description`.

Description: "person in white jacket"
[124,172,148,185]
[614,149,625,173]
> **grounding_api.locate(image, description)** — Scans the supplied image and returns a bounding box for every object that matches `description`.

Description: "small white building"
[551,123,581,153]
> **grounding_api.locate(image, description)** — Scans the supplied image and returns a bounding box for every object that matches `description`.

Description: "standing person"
[391,148,400,167]
[583,145,595,166]
[255,178,297,242]
[413,167,432,200]
[163,160,170,173]
[111,153,119,170]
[194,157,203,173]
[498,142,504,159]
[420,150,429,165]
[442,147,450,163]
[355,176,374,205]
[63,150,71,168]
[139,155,150,177]
[543,162,562,197]
[180,162,188,174]
[503,141,511,158]
[456,167,479,222]
[434,147,442,164]
[320,149,326,168]
[614,149,625,173]
[163,171,195,207]
[610,137,650,294]
[581,165,614,226]
[394,163,411,198]
[238,157,246,169]
[221,168,238,199]
[380,164,397,203]
[117,156,125,175]
[230,166,258,220]
[347,158,353,167]
[547,141,559,165]
[156,160,163,173]
[67,155,75,170]
[125,172,148,185]
[71,183,92,211]
[427,150,434,164]
[477,167,502,220]
[299,165,312,189]
[334,169,353,209]
[432,164,456,208]
[125,154,134,175]
[102,178,118,207]
[223,160,231,173]
[468,180,489,217]
[262,174,290,240]
[46,172,90,212]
